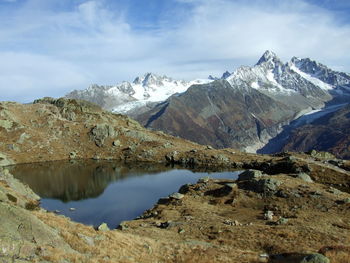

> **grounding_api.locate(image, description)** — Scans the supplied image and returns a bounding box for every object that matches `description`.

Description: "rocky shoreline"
[1,98,350,262]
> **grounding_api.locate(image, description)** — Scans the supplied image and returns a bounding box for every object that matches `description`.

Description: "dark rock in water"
[300,253,330,263]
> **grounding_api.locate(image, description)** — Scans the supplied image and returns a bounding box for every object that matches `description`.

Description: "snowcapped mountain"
[133,51,350,153]
[65,50,350,155]
[65,73,212,114]
[222,51,337,111]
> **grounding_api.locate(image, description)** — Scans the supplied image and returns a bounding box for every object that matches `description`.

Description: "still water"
[9,160,241,229]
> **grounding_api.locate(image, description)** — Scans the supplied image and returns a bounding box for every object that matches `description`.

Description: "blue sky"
[1,0,350,102]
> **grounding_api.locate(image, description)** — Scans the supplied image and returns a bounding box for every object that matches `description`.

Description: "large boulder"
[238,170,264,181]
[89,124,117,147]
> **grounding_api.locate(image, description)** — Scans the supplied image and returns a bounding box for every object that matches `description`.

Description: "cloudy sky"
[1,0,350,102]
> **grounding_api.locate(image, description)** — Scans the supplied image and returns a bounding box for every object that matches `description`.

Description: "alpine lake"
[8,160,241,229]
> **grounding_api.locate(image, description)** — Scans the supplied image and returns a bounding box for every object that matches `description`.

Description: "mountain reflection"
[9,160,172,202]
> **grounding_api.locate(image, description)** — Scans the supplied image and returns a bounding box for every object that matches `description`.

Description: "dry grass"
[319,246,350,263]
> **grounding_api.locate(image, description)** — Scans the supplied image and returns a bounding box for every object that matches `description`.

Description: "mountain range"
[66,50,350,158]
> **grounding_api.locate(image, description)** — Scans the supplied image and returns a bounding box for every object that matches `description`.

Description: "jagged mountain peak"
[256,50,280,65]
[132,72,173,86]
[208,75,218,80]
[221,71,231,79]
[290,57,350,87]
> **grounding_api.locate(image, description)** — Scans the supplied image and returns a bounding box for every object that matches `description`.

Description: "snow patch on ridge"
[290,64,333,90]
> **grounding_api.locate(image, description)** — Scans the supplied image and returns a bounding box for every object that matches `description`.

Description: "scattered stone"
[216,154,229,163]
[300,253,330,263]
[118,221,129,231]
[0,152,15,166]
[328,187,342,195]
[198,176,210,183]
[225,183,238,190]
[238,170,264,181]
[77,233,94,246]
[92,155,100,160]
[178,228,185,234]
[157,221,178,229]
[276,189,289,198]
[69,151,77,159]
[264,211,274,221]
[309,150,335,160]
[169,192,184,200]
[245,178,282,195]
[112,140,121,147]
[178,184,191,194]
[0,119,13,130]
[89,124,116,147]
[165,151,179,163]
[17,132,30,144]
[162,142,173,148]
[296,173,313,183]
[7,144,20,152]
[157,197,170,205]
[342,197,350,204]
[98,223,110,231]
[223,219,241,226]
[276,217,289,225]
[259,253,269,259]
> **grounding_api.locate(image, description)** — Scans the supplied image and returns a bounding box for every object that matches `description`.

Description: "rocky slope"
[1,98,350,262]
[280,103,350,159]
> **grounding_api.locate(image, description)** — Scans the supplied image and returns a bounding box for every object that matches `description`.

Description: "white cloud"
[0,0,350,102]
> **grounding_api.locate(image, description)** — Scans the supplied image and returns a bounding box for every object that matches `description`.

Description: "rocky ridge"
[66,73,211,114]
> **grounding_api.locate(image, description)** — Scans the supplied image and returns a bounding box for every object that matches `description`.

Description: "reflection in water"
[10,160,172,201]
[10,160,241,228]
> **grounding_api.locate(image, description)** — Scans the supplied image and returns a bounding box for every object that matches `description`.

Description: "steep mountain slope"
[135,51,347,152]
[136,80,296,151]
[280,103,350,159]
[66,73,211,113]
